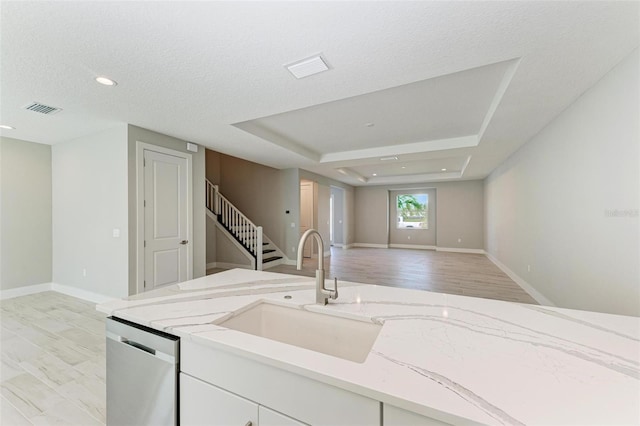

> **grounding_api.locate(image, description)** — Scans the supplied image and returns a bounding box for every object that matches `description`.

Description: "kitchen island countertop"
[98,269,640,425]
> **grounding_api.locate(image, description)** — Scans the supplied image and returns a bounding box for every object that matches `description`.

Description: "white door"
[144,149,190,290]
[300,181,314,258]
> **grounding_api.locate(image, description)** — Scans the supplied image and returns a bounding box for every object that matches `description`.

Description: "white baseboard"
[332,243,344,248]
[282,258,297,266]
[51,283,116,304]
[343,244,354,250]
[353,243,389,249]
[206,262,218,270]
[389,244,436,250]
[436,247,485,254]
[0,282,53,300]
[0,282,115,304]
[485,252,555,306]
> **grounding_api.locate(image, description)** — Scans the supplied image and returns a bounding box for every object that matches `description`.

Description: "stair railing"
[206,179,263,270]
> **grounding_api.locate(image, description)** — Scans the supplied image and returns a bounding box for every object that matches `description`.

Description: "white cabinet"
[383,404,451,426]
[181,373,258,426]
[259,406,306,426]
[181,372,305,426]
[181,340,380,425]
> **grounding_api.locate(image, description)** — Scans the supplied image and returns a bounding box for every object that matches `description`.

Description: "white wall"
[484,49,639,316]
[52,125,129,298]
[331,187,345,245]
[298,169,355,252]
[0,137,52,290]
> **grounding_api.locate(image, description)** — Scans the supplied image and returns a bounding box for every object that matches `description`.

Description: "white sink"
[218,302,382,363]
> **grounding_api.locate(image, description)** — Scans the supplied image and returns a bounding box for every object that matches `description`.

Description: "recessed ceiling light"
[401,166,406,169]
[96,76,117,86]
[380,156,398,161]
[441,168,447,171]
[372,173,377,176]
[365,122,375,128]
[0,124,15,130]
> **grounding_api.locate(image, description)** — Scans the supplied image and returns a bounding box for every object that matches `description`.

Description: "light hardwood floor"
[0,249,535,425]
[213,247,538,304]
[1,292,107,425]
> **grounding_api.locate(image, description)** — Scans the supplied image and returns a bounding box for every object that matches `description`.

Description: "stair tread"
[262,256,282,263]
[262,249,276,254]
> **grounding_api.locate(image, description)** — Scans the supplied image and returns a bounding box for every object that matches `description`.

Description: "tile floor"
[1,292,106,425]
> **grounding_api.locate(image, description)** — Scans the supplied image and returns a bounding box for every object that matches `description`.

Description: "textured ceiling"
[1,1,638,186]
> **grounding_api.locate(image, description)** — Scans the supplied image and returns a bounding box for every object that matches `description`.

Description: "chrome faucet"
[296,229,338,305]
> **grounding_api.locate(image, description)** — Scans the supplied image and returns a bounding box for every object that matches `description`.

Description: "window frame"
[396,193,429,230]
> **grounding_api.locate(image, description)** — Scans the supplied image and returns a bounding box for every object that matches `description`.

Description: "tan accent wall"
[205,152,356,261]
[214,153,286,251]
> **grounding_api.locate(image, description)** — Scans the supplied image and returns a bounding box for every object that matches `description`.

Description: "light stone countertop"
[98,269,640,425]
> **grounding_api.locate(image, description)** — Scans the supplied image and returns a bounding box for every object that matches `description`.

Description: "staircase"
[206,180,283,270]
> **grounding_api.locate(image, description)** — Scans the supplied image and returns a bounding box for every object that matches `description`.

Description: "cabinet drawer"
[181,373,258,426]
[182,340,379,425]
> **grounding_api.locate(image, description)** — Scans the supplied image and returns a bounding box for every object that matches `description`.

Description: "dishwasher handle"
[122,338,156,355]
[107,330,177,363]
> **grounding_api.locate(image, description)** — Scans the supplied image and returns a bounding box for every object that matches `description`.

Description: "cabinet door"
[383,404,451,426]
[259,406,306,426]
[181,373,258,426]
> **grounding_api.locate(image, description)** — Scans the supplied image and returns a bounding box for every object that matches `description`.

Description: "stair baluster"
[205,179,267,270]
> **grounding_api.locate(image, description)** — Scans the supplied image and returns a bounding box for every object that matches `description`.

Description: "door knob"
[179,240,188,245]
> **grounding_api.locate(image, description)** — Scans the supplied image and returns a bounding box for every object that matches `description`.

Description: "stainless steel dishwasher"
[106,317,179,426]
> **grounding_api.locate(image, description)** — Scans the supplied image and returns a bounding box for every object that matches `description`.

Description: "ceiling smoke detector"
[285,55,330,79]
[24,102,62,115]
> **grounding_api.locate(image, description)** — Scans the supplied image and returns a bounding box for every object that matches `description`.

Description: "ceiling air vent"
[24,102,62,115]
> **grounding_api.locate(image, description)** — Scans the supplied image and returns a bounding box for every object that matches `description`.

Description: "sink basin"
[218,302,381,363]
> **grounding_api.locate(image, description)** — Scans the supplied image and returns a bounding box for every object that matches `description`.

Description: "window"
[396,194,428,229]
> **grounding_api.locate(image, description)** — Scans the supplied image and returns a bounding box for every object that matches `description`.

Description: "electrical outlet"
[407,235,411,240]
[82,268,87,277]
[457,238,462,243]
[527,265,531,272]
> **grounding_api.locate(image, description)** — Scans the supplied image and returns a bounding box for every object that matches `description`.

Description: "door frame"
[136,141,193,294]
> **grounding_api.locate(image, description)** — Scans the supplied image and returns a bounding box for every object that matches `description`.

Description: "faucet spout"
[296,229,338,305]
